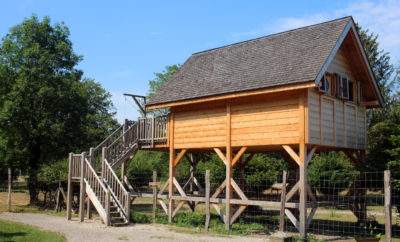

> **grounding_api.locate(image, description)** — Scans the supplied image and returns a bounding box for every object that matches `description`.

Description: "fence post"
[205,170,210,231]
[79,152,86,222]
[7,167,12,212]
[66,153,73,220]
[279,170,287,232]
[384,170,392,242]
[152,170,157,222]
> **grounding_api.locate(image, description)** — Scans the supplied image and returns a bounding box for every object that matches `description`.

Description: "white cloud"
[229,0,400,63]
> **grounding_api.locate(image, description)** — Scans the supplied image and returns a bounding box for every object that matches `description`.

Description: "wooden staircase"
[67,117,167,226]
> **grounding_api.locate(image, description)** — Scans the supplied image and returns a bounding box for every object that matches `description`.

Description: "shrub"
[242,153,287,194]
[127,150,167,187]
[308,152,359,195]
[37,159,68,188]
[387,159,400,213]
[174,212,205,227]
[130,212,151,223]
[196,153,226,186]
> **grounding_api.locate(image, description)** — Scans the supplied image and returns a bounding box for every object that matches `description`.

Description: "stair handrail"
[102,151,130,220]
[82,156,110,223]
[106,123,139,167]
[91,124,124,162]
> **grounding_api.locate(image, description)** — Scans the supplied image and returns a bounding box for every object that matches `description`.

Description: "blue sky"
[1,0,399,122]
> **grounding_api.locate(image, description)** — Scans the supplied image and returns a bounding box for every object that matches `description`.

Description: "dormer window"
[319,74,330,93]
[339,75,350,100]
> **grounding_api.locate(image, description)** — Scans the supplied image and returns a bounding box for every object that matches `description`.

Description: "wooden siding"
[172,94,300,149]
[308,88,366,149]
[173,107,226,149]
[231,97,300,147]
[327,48,355,81]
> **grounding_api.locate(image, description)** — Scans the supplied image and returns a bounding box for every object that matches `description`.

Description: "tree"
[0,16,117,203]
[148,65,180,98]
[354,24,400,172]
[146,65,180,116]
[308,152,359,195]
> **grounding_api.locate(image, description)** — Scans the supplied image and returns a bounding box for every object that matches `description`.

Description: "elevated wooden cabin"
[147,16,381,152]
[144,16,382,237]
[66,16,383,238]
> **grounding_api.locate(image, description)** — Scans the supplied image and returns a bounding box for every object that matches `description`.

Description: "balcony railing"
[138,115,168,147]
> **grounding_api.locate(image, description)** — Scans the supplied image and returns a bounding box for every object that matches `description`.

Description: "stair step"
[111,217,126,224]
[111,221,129,227]
[110,211,120,216]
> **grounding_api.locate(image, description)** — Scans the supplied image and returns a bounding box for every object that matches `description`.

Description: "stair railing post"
[101,147,107,177]
[66,153,73,220]
[89,147,94,164]
[79,152,86,222]
[123,119,128,147]
[105,187,111,226]
[126,194,130,222]
[151,116,155,147]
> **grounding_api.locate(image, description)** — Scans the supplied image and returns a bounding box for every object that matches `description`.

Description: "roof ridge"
[192,16,353,56]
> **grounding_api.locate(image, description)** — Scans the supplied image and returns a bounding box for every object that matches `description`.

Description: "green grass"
[131,210,265,236]
[0,219,65,242]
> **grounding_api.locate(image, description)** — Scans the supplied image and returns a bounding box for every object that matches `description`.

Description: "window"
[348,80,354,102]
[339,76,349,100]
[319,74,330,93]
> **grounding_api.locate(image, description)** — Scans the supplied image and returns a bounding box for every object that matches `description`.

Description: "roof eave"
[146,81,316,110]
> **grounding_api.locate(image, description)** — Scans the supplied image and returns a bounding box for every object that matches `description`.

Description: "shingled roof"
[147,16,353,106]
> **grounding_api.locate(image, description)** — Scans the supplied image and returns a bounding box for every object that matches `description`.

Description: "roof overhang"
[314,18,383,108]
[146,81,316,110]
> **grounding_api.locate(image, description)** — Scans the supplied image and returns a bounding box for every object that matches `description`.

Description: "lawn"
[0,219,65,242]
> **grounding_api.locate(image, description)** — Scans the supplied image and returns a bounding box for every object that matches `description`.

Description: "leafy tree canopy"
[0,15,117,203]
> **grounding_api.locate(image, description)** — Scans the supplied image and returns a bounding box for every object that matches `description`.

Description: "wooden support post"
[299,143,307,239]
[225,103,232,231]
[153,170,157,223]
[189,154,194,194]
[279,170,287,232]
[168,113,175,223]
[79,153,86,222]
[67,153,73,220]
[86,199,92,219]
[384,170,392,242]
[205,170,210,231]
[7,168,11,212]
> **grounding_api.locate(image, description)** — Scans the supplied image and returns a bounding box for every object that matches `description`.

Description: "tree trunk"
[28,168,39,205]
[27,146,41,205]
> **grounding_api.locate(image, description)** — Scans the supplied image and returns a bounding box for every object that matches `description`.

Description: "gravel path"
[0,212,268,242]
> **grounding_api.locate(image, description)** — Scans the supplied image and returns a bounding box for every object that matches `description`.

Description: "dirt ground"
[0,212,271,242]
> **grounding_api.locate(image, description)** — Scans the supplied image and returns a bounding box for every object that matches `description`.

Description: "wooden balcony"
[138,115,168,149]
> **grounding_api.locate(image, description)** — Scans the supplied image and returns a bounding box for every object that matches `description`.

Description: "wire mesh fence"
[127,170,398,239]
